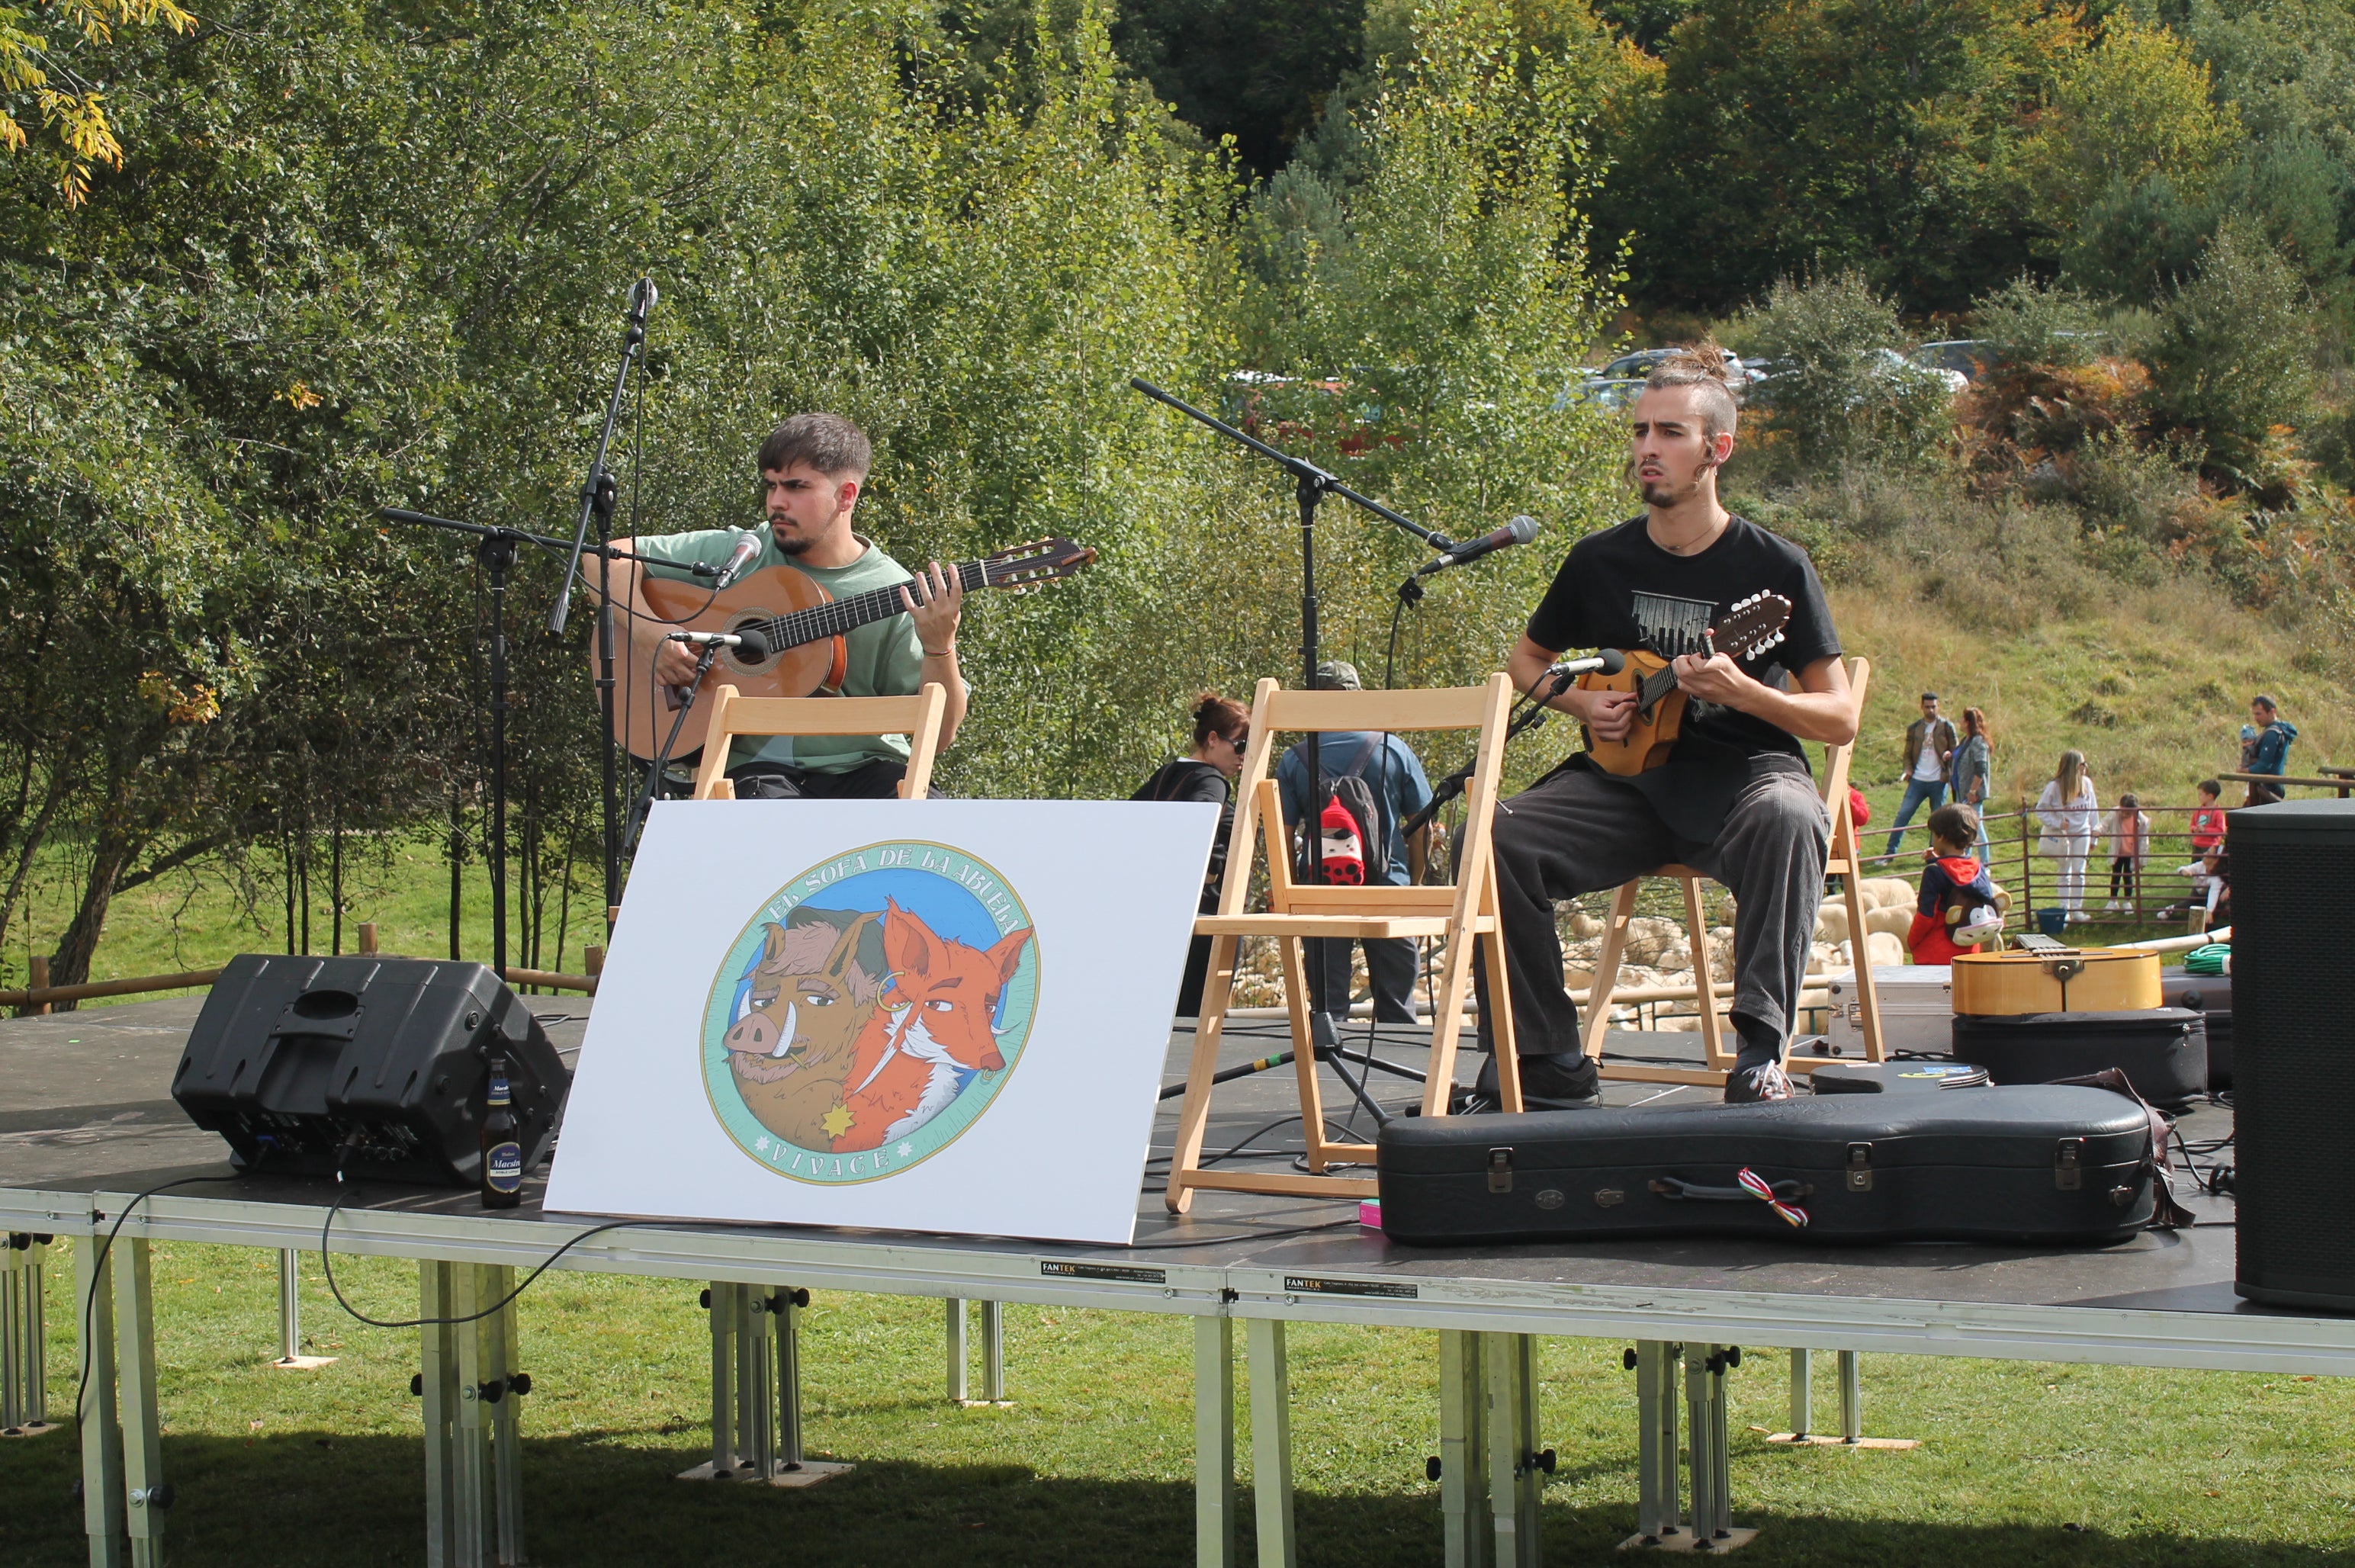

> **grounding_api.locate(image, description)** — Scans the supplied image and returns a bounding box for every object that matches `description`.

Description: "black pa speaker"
[172,955,570,1187]
[2231,801,2355,1310]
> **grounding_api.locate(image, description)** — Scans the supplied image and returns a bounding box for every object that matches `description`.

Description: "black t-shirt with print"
[1524,514,1842,840]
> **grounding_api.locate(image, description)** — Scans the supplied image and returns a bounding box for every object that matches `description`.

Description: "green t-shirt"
[633,528,929,775]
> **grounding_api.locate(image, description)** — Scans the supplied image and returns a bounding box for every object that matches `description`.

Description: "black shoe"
[1461,1052,1601,1113]
[1724,1062,1792,1104]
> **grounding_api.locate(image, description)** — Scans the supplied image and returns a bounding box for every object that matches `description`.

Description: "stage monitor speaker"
[172,955,570,1188]
[2231,801,2355,1311]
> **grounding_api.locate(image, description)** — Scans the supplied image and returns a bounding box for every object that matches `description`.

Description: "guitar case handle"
[1650,1174,1813,1203]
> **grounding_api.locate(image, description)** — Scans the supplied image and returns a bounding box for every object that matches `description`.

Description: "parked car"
[1876,347,1968,397]
[1910,340,1990,381]
[1595,346,1758,384]
[1557,376,1646,412]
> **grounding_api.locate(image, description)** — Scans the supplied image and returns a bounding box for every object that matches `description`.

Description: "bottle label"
[487,1142,523,1194]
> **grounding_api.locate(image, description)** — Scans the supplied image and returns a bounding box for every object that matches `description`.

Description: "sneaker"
[1463,1051,1601,1113]
[1724,1062,1792,1104]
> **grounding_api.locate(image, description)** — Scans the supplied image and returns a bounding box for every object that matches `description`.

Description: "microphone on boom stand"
[1413,514,1541,576]
[708,528,762,590]
[663,628,772,657]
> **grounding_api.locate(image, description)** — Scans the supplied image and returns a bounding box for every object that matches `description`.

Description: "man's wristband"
[922,643,956,658]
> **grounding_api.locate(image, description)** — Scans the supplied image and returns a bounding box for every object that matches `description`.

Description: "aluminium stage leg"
[3,1235,50,1434]
[946,1297,969,1404]
[269,1248,333,1370]
[680,1283,740,1480]
[1438,1330,1490,1568]
[421,1262,461,1568]
[451,1266,491,1567]
[480,1264,525,1566]
[739,1286,773,1479]
[776,1290,804,1468]
[1194,1317,1236,1568]
[1627,1341,1685,1548]
[1788,1348,1812,1439]
[113,1240,165,1568]
[1682,1347,1718,1550]
[1483,1333,1542,1568]
[1245,1318,1296,1568]
[1838,1351,1862,1444]
[981,1300,1007,1404]
[78,1236,126,1568]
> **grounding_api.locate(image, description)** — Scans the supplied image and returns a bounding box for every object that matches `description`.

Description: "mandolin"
[598,537,1094,762]
[1575,591,1792,776]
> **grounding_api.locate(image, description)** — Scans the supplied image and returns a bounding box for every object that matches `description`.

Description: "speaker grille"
[2233,803,2355,1307]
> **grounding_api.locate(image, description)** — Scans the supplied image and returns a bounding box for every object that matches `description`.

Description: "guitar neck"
[749,559,988,655]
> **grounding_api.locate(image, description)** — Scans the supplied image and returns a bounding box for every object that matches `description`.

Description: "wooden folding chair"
[1164,674,1521,1213]
[1581,657,1884,1085]
[687,683,949,801]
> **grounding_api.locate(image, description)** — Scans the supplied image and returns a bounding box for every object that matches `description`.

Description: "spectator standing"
[1277,660,1435,1024]
[1133,692,1250,1017]
[1952,706,1994,864]
[2035,749,2100,923]
[1884,692,1958,859]
[2101,791,2151,913]
[2241,693,2299,805]
[2189,779,2226,853]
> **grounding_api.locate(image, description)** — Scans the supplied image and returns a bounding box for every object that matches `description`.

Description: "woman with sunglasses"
[1133,692,1250,1016]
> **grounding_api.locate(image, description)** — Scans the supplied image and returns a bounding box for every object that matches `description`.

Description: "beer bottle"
[480,1055,523,1210]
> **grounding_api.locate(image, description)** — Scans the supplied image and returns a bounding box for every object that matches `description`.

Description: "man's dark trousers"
[726,759,908,799]
[1307,936,1420,1023]
[1471,759,1830,1089]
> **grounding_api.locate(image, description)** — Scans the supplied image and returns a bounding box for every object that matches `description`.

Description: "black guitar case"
[2161,969,2232,1091]
[1374,1086,2159,1245]
[1950,1009,2207,1107]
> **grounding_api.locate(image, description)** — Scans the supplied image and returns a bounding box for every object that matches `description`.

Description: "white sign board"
[545,799,1218,1245]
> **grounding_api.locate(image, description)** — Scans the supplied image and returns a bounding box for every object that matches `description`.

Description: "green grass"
[3,1243,2352,1564]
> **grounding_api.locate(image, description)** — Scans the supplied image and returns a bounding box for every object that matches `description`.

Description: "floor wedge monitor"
[172,955,570,1187]
[2232,801,2355,1310]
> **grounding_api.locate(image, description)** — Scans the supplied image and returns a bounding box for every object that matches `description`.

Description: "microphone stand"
[548,279,656,936]
[380,506,679,982]
[1129,378,1457,886]
[1401,667,1580,839]
[621,639,724,853]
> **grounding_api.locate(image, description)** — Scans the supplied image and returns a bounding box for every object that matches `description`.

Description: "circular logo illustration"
[703,841,1038,1184]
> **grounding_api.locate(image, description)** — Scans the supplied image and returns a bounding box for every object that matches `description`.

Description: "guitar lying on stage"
[1574,591,1792,776]
[601,538,1094,763]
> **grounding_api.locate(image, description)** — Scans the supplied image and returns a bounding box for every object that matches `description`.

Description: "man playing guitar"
[1477,351,1857,1104]
[610,412,967,799]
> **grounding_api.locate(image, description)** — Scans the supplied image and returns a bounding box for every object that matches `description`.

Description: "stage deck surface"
[0,993,2270,1329]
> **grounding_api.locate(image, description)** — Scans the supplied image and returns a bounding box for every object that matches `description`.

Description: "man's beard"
[1638,473,1702,508]
[770,520,811,556]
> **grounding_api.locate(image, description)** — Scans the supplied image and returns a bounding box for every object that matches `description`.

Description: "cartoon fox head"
[876,896,1032,1075]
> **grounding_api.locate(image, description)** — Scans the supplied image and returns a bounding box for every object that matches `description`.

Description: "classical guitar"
[1575,592,1792,776]
[600,537,1094,762]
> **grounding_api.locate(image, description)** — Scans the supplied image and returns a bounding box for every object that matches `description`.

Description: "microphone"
[1537,649,1625,700]
[628,278,657,328]
[710,528,763,590]
[1415,514,1539,576]
[665,628,772,657]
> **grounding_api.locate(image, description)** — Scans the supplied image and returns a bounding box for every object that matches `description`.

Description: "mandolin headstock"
[980,538,1097,593]
[1708,591,1792,663]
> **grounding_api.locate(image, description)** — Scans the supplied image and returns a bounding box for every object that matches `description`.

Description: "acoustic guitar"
[1574,591,1792,776]
[600,537,1094,762]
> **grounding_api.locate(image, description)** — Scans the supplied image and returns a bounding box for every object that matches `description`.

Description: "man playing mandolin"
[1474,351,1856,1105]
[612,412,968,799]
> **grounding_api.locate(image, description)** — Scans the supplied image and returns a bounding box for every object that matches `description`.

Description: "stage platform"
[0,995,2324,1567]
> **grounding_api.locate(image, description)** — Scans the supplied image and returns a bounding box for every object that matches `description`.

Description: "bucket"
[2036,908,2069,940]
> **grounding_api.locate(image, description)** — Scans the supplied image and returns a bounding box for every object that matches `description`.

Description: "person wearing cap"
[1275,660,1436,1024]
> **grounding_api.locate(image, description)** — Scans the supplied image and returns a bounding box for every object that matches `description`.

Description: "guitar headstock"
[1708,591,1793,663]
[980,538,1097,592]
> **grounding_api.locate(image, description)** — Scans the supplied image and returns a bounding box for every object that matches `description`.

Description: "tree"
[0,0,193,204]
[1596,0,2077,315]
[2145,220,2318,486]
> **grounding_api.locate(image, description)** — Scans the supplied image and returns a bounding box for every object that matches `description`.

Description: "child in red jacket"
[2189,779,2226,853]
[1907,804,2011,964]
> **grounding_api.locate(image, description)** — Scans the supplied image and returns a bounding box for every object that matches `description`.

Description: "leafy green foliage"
[1727,271,1953,474]
[2145,220,2319,484]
